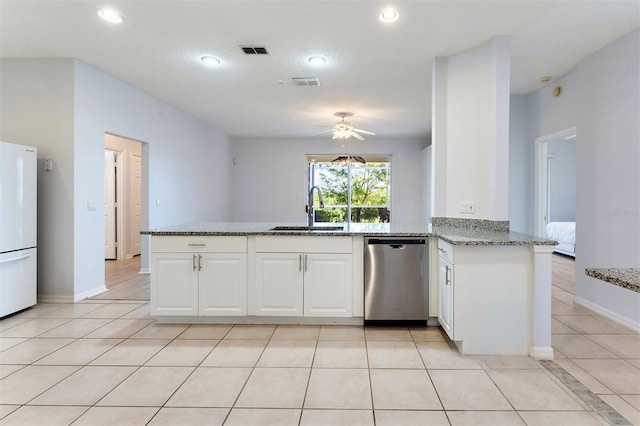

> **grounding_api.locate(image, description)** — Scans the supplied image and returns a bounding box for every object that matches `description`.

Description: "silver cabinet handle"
[193,254,197,271]
[188,243,206,247]
[198,254,202,271]
[299,254,302,272]
[304,254,308,272]
[438,248,448,254]
[445,265,451,285]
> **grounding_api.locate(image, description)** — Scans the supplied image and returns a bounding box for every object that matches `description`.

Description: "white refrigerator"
[0,141,37,317]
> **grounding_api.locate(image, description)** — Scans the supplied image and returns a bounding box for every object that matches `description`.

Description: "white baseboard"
[73,286,108,302]
[139,268,150,275]
[153,315,364,325]
[37,294,75,304]
[530,346,555,360]
[574,296,640,333]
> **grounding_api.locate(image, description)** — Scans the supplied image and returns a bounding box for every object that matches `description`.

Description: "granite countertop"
[142,222,557,246]
[585,268,640,293]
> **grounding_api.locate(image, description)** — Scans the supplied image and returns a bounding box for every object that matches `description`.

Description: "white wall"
[73,60,232,297]
[0,59,76,300]
[230,137,428,224]
[574,29,639,327]
[432,36,511,221]
[421,145,433,221]
[509,95,533,234]
[526,28,639,328]
[1,58,232,300]
[547,138,576,222]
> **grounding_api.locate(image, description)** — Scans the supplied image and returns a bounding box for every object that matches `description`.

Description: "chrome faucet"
[308,185,325,227]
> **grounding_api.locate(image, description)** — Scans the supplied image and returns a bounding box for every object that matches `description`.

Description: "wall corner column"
[530,244,555,360]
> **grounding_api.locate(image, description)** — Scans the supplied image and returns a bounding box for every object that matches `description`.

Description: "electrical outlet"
[459,201,475,214]
[87,201,96,211]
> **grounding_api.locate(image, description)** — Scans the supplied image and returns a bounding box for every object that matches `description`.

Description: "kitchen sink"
[269,225,344,232]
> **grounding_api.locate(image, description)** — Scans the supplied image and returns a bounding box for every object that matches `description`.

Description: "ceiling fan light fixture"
[333,155,366,164]
[333,128,352,139]
[308,56,326,66]
[97,8,124,23]
[379,8,399,23]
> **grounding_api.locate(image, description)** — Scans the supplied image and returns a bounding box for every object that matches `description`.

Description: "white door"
[130,154,142,256]
[304,253,352,317]
[104,150,117,259]
[254,253,303,316]
[199,253,247,316]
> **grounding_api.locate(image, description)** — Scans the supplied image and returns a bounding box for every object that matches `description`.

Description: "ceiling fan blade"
[351,132,365,141]
[353,128,376,135]
[312,128,337,136]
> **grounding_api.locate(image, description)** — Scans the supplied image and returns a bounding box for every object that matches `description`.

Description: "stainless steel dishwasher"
[364,238,427,325]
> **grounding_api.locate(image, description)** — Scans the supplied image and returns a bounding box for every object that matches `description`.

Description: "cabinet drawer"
[437,238,454,263]
[152,236,247,253]
[255,236,352,253]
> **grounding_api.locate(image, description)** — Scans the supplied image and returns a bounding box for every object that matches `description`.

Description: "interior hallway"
[96,257,149,301]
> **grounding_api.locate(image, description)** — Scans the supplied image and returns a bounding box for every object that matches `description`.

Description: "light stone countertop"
[585,268,640,293]
[142,222,557,246]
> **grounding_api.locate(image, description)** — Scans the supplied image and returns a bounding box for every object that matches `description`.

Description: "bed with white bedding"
[546,221,576,257]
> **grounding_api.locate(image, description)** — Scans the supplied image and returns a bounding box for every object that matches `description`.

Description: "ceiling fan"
[314,112,376,141]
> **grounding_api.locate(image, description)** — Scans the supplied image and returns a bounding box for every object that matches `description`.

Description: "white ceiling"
[1,1,638,139]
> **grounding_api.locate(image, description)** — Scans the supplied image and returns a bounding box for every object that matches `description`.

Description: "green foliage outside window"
[310,160,391,223]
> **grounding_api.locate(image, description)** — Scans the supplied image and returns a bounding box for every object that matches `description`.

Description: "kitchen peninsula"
[142,220,557,359]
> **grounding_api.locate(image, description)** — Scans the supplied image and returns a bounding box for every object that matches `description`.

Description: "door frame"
[534,127,576,237]
[104,148,125,260]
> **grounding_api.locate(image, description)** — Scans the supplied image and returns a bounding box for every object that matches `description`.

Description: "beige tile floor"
[0,254,637,425]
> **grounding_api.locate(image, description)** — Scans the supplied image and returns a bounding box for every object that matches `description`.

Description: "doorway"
[104,134,143,261]
[535,127,577,256]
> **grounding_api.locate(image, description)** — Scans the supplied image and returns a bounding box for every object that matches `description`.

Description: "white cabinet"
[151,252,199,316]
[253,236,353,317]
[304,254,352,317]
[255,253,303,316]
[199,253,247,316]
[151,237,247,317]
[437,240,454,339]
[433,238,532,355]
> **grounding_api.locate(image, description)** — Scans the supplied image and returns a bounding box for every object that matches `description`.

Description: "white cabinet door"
[438,255,454,339]
[199,253,247,316]
[304,253,352,317]
[151,253,199,316]
[255,253,303,316]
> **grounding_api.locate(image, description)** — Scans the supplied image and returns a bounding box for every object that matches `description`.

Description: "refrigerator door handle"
[0,253,31,264]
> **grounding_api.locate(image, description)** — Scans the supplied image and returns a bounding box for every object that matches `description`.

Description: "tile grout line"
[143,323,229,425]
[540,359,633,426]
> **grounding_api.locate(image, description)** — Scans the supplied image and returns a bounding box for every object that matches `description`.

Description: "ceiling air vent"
[241,46,269,55]
[292,77,321,87]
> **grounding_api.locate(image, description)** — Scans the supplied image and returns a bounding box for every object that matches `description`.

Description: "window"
[308,156,391,224]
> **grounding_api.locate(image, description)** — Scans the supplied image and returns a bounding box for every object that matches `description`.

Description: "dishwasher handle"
[367,239,426,246]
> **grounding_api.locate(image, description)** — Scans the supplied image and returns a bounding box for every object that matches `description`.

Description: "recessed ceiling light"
[308,56,327,66]
[97,8,123,24]
[379,8,399,23]
[201,56,221,66]
[539,76,552,83]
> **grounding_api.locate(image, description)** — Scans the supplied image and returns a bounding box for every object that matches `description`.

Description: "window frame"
[307,154,392,224]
